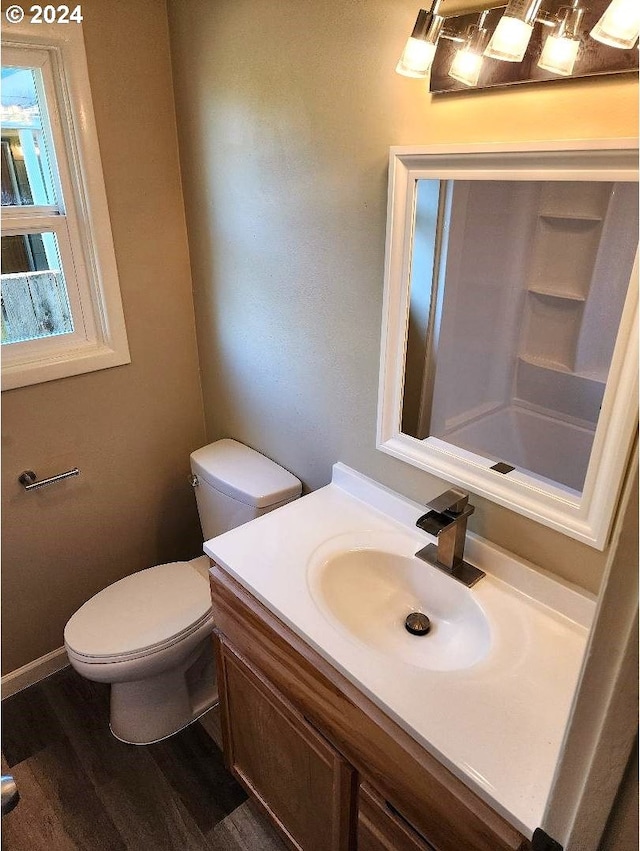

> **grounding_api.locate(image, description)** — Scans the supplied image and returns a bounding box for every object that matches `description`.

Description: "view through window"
[1,64,74,345]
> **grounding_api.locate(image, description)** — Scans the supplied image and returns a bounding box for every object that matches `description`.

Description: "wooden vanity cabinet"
[357,783,435,851]
[217,639,355,851]
[210,563,532,851]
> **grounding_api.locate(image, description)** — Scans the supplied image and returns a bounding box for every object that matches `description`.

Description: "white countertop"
[204,464,595,839]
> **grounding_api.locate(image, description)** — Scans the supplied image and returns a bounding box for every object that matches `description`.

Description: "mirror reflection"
[402,178,638,496]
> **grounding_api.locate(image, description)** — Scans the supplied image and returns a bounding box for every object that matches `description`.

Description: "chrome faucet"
[414,488,485,587]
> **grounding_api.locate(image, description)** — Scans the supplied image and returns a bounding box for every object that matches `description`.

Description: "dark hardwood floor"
[2,667,287,850]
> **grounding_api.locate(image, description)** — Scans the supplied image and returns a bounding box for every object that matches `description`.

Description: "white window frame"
[2,21,129,390]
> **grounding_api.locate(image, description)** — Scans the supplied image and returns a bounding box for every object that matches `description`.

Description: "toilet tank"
[190,439,302,541]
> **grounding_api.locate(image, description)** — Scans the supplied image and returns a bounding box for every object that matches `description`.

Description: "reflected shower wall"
[402,179,638,494]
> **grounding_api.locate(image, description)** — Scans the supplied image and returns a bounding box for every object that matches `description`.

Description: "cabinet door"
[358,783,435,851]
[217,637,355,851]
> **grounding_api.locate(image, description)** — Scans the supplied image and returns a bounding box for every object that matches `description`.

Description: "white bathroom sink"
[307,531,491,671]
[205,464,595,836]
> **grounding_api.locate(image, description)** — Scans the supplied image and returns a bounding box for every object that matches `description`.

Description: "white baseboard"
[1,647,69,699]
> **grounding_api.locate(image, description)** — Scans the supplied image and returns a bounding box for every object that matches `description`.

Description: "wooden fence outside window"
[1,270,73,344]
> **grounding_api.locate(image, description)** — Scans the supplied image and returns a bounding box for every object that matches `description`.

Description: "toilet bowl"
[64,440,301,744]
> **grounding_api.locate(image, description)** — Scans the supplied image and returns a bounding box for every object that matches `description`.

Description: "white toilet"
[64,439,301,745]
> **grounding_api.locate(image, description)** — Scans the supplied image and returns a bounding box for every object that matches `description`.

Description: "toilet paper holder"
[19,468,80,491]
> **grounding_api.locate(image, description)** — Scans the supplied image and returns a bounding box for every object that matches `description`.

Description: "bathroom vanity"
[211,565,528,851]
[204,465,594,851]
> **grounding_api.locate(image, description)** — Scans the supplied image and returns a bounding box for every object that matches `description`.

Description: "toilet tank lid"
[190,439,302,508]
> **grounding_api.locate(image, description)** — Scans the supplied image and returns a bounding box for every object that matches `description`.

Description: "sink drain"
[405,612,431,636]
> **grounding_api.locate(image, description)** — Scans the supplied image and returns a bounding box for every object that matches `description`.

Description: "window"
[1,24,129,390]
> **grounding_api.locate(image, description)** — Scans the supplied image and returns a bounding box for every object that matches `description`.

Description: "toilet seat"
[64,562,213,663]
[65,610,214,665]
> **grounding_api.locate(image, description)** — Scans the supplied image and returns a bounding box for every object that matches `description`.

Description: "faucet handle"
[427,488,470,516]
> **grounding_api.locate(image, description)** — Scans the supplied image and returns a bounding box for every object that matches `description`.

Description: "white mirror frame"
[377,140,638,550]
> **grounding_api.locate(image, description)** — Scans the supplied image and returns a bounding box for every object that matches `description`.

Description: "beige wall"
[599,738,639,851]
[167,0,638,595]
[1,0,206,674]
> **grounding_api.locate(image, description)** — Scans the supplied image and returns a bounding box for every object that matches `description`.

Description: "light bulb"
[538,3,584,76]
[396,38,438,77]
[448,14,490,87]
[395,4,445,78]
[449,48,484,86]
[538,32,581,74]
[484,0,542,62]
[484,15,534,61]
[590,0,640,49]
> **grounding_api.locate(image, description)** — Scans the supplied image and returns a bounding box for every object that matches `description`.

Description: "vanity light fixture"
[396,1,445,77]
[448,11,491,87]
[538,0,585,76]
[590,0,640,49]
[484,0,543,62]
[397,1,639,93]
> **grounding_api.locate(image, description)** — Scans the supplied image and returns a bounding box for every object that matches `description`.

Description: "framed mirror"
[377,140,638,549]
